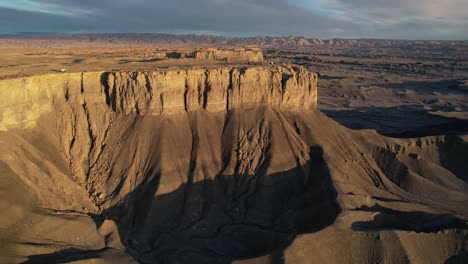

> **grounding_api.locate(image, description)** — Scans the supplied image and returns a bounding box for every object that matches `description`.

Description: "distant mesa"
[140,48,264,63]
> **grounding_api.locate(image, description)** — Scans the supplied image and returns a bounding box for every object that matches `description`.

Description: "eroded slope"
[0,66,466,263]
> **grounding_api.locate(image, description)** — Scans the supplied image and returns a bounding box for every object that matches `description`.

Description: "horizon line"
[0,32,467,42]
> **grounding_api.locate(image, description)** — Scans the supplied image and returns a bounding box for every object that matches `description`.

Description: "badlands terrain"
[0,34,467,263]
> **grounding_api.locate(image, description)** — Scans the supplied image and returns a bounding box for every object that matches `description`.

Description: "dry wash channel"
[0,66,467,263]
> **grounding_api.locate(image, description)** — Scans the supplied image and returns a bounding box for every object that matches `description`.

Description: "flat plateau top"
[0,45,266,80]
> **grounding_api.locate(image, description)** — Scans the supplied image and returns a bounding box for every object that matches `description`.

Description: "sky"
[0,0,467,40]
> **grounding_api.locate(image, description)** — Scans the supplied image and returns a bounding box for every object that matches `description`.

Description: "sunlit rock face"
[0,66,317,130]
[0,65,467,264]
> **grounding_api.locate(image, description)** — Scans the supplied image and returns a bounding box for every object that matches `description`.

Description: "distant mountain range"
[1,33,467,48]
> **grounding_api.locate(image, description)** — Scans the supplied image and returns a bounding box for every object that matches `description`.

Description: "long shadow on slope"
[445,252,468,264]
[376,80,467,96]
[323,106,468,137]
[25,145,340,264]
[23,248,109,264]
[351,204,467,232]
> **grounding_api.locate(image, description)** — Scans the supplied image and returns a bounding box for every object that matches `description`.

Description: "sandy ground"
[0,46,262,80]
[266,47,468,136]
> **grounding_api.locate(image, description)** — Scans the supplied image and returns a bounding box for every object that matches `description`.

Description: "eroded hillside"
[0,66,466,263]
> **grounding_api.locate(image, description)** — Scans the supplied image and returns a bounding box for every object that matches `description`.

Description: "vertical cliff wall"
[0,66,317,131]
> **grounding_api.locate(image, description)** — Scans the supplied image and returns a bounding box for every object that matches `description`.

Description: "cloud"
[329,0,468,39]
[0,0,466,39]
[333,0,467,19]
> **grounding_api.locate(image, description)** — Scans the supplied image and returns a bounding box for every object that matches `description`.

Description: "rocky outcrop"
[191,48,264,62]
[141,48,264,63]
[0,66,317,131]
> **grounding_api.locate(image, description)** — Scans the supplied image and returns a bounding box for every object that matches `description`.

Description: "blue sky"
[0,0,467,39]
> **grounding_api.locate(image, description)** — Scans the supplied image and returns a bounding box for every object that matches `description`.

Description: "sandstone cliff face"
[1,65,466,263]
[192,48,264,62]
[0,66,317,131]
[141,48,264,62]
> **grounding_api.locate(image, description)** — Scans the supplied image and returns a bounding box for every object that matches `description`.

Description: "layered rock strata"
[0,66,317,131]
[191,48,264,62]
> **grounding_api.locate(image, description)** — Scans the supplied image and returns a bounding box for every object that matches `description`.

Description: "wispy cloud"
[0,0,89,16]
